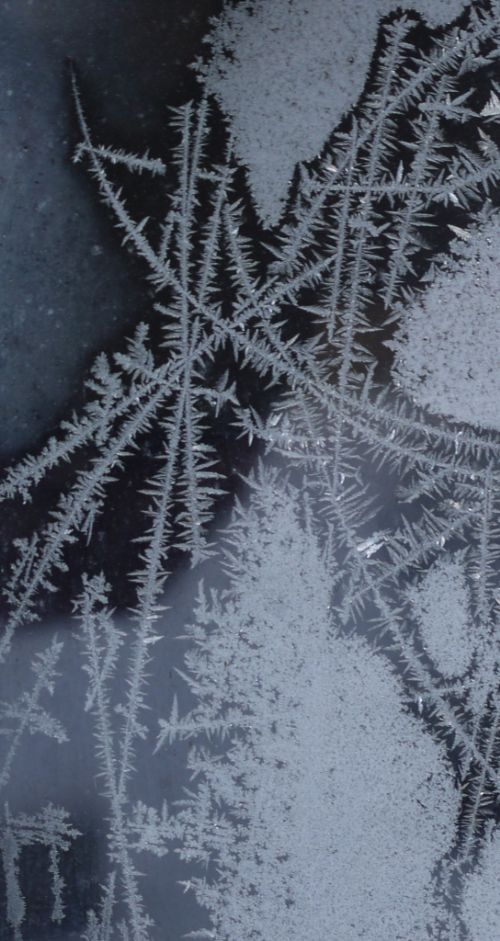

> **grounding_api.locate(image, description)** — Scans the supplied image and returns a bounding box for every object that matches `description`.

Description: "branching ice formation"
[1,2,500,937]
[156,469,460,940]
[0,803,79,940]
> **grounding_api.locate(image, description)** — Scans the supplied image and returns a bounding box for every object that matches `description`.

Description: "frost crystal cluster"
[197,0,470,224]
[1,1,500,939]
[158,473,459,940]
[391,217,500,430]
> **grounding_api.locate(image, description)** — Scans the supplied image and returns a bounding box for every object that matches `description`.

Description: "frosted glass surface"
[1,2,500,939]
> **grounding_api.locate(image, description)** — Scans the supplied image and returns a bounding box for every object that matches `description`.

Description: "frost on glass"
[196,0,470,225]
[0,804,79,938]
[156,470,459,940]
[73,573,172,941]
[408,555,474,677]
[391,216,500,431]
[1,0,500,938]
[462,827,500,940]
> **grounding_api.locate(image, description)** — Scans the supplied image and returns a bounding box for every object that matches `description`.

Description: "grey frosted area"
[408,556,474,677]
[159,471,459,940]
[197,0,469,225]
[391,217,500,431]
[0,4,134,458]
[0,0,215,458]
[0,576,216,940]
[463,829,500,940]
[2,1,500,939]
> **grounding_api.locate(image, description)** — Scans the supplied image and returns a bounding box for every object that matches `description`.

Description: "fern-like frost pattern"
[1,1,500,937]
[157,472,459,940]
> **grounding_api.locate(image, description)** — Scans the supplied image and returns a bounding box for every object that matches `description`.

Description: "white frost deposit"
[162,471,460,940]
[463,829,500,941]
[408,556,473,677]
[391,217,500,431]
[197,0,468,225]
